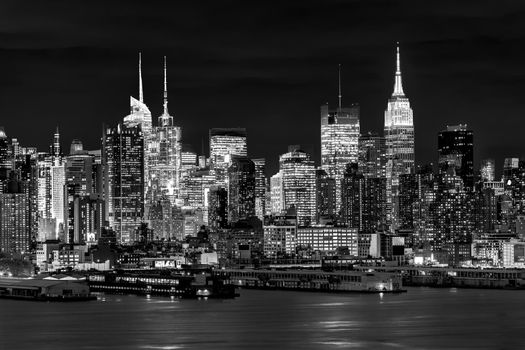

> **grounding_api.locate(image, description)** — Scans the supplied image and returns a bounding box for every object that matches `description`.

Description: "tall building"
[148,57,182,205]
[315,168,336,223]
[0,127,11,180]
[208,186,228,229]
[0,177,30,256]
[228,156,256,224]
[384,44,415,229]
[64,141,101,243]
[123,53,152,136]
[123,53,152,200]
[103,124,145,244]
[481,159,496,182]
[320,67,360,212]
[179,168,216,226]
[340,163,386,233]
[438,124,474,189]
[270,171,284,214]
[209,128,247,185]
[358,132,386,178]
[279,146,316,226]
[252,158,266,220]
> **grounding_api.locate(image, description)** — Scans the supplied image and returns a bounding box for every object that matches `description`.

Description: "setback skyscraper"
[384,44,415,229]
[148,57,182,205]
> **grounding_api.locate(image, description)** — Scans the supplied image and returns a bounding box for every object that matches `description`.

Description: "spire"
[392,42,405,97]
[338,64,342,109]
[163,55,168,115]
[139,51,144,103]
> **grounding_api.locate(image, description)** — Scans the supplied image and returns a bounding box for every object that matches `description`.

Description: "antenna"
[139,52,144,103]
[338,64,342,109]
[163,56,168,115]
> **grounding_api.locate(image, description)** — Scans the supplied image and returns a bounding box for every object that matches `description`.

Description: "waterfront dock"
[0,278,96,301]
[215,268,405,293]
[352,265,525,289]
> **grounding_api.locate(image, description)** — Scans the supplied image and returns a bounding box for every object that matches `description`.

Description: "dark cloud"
[1,0,525,175]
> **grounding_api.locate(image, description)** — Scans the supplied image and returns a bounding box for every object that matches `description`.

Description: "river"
[0,287,523,349]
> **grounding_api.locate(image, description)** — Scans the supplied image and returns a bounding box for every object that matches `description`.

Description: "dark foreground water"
[0,287,524,349]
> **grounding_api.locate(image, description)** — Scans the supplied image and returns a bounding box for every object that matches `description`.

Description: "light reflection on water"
[0,288,523,349]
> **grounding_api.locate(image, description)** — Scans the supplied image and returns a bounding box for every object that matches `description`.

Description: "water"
[0,287,523,349]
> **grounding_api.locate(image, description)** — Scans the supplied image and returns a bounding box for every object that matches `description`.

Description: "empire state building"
[384,44,415,228]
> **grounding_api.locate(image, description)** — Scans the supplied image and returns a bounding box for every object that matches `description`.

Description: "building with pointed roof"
[384,43,415,229]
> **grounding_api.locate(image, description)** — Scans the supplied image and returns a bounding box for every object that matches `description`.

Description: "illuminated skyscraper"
[148,57,182,204]
[179,168,216,225]
[358,132,386,179]
[35,128,64,238]
[210,128,247,185]
[227,156,256,224]
[270,171,284,214]
[384,44,415,228]
[481,159,495,182]
[123,53,152,201]
[208,186,228,229]
[103,124,144,244]
[438,124,474,189]
[320,66,360,212]
[123,53,152,135]
[341,163,386,233]
[315,168,336,223]
[64,141,101,243]
[0,178,30,256]
[252,158,266,220]
[0,127,12,177]
[279,146,316,226]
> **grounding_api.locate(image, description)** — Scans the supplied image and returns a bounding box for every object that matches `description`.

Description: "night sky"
[1,0,525,176]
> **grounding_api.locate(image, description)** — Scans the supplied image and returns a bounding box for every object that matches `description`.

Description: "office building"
[103,124,144,244]
[279,146,316,226]
[438,124,474,189]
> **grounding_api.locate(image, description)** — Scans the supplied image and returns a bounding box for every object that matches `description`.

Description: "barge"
[214,268,405,293]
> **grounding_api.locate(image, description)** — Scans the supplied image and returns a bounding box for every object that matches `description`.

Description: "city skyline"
[2,1,525,176]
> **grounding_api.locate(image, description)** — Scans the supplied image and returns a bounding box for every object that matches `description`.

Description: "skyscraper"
[123,53,152,201]
[209,128,247,185]
[252,158,266,220]
[438,124,474,189]
[64,141,101,243]
[148,56,182,205]
[103,124,144,244]
[279,146,316,226]
[320,66,360,212]
[315,168,336,223]
[340,163,386,233]
[384,44,415,229]
[481,159,496,182]
[0,127,12,180]
[0,176,30,256]
[227,156,256,224]
[270,171,284,214]
[358,132,386,178]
